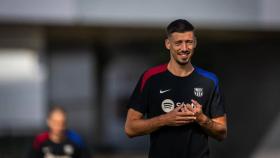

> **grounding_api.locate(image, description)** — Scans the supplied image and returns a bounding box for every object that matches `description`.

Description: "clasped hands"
[163,99,204,126]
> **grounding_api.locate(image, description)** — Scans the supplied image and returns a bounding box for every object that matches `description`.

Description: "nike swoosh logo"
[160,89,171,94]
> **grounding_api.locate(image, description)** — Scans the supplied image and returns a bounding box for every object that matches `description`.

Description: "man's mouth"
[178,52,190,58]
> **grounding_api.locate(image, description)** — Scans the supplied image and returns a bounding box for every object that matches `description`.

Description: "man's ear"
[193,37,197,48]
[165,38,170,50]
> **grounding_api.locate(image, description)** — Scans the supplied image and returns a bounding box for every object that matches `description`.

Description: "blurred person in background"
[125,19,227,158]
[29,106,91,158]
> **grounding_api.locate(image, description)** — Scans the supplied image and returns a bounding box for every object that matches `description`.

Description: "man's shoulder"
[140,64,168,91]
[66,130,85,148]
[142,63,168,80]
[194,66,219,87]
[144,64,168,74]
[32,131,49,149]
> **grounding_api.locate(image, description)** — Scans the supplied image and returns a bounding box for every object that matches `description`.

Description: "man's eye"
[175,42,181,45]
[187,40,194,44]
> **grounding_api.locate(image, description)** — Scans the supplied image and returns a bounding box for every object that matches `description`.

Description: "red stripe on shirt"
[140,64,168,92]
[33,131,49,150]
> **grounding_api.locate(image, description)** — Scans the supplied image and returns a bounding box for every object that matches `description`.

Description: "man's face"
[47,111,66,138]
[165,31,196,65]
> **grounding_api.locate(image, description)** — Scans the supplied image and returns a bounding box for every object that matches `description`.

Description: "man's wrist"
[157,114,168,127]
[197,113,212,127]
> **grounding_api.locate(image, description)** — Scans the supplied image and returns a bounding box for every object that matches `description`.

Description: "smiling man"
[125,19,227,158]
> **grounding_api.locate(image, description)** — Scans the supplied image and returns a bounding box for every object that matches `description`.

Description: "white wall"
[260,0,280,28]
[79,0,259,28]
[0,0,280,29]
[0,28,46,135]
[0,0,77,24]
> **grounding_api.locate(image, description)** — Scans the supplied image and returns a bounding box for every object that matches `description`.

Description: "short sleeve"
[66,130,91,158]
[28,133,47,158]
[209,83,226,118]
[66,130,85,148]
[128,74,149,114]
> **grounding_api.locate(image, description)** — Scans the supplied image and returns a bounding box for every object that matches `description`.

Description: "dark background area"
[1,25,280,158]
[2,1,280,157]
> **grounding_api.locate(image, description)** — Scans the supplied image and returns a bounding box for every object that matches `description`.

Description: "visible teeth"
[179,53,187,56]
[179,52,190,55]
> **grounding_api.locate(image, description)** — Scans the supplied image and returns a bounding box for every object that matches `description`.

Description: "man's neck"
[49,132,64,143]
[167,60,194,77]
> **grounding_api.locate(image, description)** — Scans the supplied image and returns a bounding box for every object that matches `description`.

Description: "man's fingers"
[177,110,195,116]
[181,105,188,112]
[174,120,194,125]
[174,119,196,125]
[176,116,196,121]
[186,103,194,111]
[168,115,197,126]
[191,99,198,105]
[191,99,202,108]
[174,105,183,111]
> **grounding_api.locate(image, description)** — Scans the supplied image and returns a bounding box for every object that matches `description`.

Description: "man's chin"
[176,60,189,65]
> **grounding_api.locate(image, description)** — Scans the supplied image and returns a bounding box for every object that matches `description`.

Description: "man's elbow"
[124,125,137,138]
[216,128,227,141]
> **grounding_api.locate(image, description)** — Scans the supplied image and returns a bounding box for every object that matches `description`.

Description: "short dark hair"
[166,19,195,37]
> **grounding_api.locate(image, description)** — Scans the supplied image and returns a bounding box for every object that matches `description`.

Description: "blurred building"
[0,0,280,158]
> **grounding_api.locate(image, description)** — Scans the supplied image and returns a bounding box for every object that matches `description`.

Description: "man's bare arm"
[190,100,227,141]
[197,114,227,141]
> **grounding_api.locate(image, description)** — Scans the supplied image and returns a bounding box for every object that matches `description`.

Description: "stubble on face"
[171,50,193,65]
[166,32,196,66]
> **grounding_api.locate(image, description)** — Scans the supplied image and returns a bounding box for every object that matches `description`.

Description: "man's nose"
[181,43,189,51]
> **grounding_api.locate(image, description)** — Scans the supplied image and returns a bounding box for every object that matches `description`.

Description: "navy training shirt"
[30,130,90,158]
[128,64,226,158]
